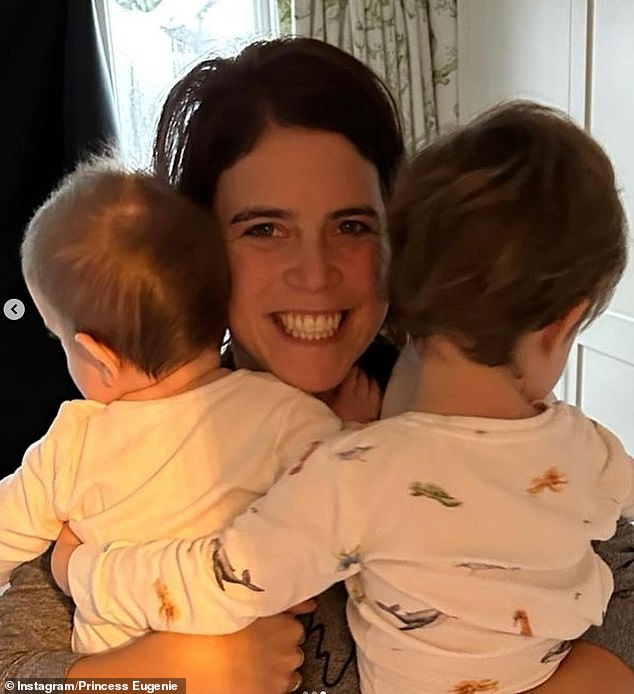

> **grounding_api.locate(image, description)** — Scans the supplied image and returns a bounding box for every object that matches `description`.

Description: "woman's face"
[214,125,388,393]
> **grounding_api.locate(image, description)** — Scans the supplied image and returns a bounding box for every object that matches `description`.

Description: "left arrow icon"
[4,299,25,320]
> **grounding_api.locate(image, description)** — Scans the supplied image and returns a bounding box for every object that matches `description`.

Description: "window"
[99,0,279,165]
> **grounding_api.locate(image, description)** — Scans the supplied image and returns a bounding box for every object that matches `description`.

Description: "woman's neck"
[120,349,229,402]
[413,338,539,420]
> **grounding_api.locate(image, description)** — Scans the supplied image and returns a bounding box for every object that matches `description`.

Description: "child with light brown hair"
[0,158,341,653]
[57,103,634,693]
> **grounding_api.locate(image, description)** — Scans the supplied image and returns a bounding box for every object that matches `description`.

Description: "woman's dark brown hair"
[152,37,404,205]
[151,37,405,388]
[388,100,628,366]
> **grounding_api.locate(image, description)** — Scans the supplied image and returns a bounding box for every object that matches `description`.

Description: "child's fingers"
[329,365,382,423]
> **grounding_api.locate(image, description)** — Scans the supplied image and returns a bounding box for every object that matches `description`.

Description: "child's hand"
[51,522,81,595]
[329,366,381,424]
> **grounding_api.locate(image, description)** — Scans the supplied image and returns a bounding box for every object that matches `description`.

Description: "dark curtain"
[1,0,118,476]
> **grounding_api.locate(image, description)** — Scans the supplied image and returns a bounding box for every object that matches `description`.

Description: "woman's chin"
[262,342,351,395]
[232,312,378,395]
[272,358,350,395]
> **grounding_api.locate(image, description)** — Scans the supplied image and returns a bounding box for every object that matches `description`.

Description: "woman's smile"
[273,311,344,341]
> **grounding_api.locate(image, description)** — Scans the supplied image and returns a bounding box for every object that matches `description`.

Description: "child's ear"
[74,333,121,386]
[541,299,591,354]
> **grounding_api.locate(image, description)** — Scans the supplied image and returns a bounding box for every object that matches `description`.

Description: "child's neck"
[413,338,539,420]
[120,349,229,402]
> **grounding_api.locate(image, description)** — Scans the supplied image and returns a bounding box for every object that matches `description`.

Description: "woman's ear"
[74,333,121,387]
[541,299,591,355]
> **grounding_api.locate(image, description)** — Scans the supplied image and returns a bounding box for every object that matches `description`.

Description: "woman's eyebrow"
[326,206,380,220]
[229,207,292,224]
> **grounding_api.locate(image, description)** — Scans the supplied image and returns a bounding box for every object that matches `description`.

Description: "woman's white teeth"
[277,312,343,340]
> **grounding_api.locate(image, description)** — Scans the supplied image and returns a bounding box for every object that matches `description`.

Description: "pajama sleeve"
[593,420,634,519]
[271,391,343,470]
[0,403,81,585]
[582,517,634,667]
[68,439,366,635]
[582,423,634,666]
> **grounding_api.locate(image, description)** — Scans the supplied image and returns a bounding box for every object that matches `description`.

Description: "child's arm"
[274,390,343,466]
[67,439,363,635]
[580,420,634,669]
[0,549,308,693]
[593,419,634,520]
[0,403,81,584]
[582,515,634,668]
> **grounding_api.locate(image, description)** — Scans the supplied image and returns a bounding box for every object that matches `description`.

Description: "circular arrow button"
[3,299,26,320]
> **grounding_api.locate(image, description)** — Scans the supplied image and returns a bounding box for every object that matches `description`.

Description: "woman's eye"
[339,220,373,236]
[243,223,278,238]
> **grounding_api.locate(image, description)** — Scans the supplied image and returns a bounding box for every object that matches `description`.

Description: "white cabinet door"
[564,0,634,451]
[457,0,587,123]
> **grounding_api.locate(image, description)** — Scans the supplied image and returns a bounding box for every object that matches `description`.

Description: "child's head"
[21,157,230,400]
[388,100,627,399]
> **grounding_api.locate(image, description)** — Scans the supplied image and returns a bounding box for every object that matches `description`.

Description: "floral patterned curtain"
[278,0,458,154]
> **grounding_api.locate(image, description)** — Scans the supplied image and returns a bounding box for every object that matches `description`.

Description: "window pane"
[105,0,275,165]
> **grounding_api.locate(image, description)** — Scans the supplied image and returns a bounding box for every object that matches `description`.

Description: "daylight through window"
[101,0,278,165]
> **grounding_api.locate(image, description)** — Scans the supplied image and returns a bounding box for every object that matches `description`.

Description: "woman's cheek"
[375,236,391,301]
[361,233,389,309]
[356,240,389,342]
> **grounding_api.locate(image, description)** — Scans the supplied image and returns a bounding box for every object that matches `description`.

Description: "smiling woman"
[217,126,389,393]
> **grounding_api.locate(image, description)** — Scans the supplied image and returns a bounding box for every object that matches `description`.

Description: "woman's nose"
[282,241,342,292]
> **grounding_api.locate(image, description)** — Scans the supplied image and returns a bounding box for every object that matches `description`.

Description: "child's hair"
[388,100,628,366]
[21,157,230,378]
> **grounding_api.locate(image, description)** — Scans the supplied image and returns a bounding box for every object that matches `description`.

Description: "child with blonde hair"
[0,159,341,653]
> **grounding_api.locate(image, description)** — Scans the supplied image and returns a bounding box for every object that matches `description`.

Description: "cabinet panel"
[458,0,587,122]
